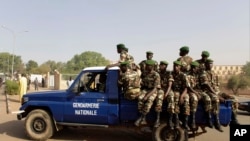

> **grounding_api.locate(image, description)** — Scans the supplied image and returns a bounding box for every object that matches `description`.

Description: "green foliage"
[26,60,38,72]
[5,80,19,95]
[0,51,110,75]
[242,62,250,77]
[227,75,249,95]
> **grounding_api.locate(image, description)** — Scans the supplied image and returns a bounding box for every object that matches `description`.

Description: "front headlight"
[21,97,29,104]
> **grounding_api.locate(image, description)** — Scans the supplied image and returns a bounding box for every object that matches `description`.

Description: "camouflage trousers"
[138,90,157,115]
[173,91,190,115]
[189,93,198,112]
[207,92,220,115]
[199,92,212,112]
[165,90,175,114]
[218,92,238,113]
[155,89,164,112]
[124,88,140,100]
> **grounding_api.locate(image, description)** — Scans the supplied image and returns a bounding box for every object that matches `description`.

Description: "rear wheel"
[25,109,55,141]
[152,123,185,141]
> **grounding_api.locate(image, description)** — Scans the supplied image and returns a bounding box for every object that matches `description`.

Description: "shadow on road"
[51,127,151,141]
[237,110,250,116]
[0,120,29,140]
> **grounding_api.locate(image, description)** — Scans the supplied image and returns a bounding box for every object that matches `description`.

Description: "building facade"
[213,65,243,82]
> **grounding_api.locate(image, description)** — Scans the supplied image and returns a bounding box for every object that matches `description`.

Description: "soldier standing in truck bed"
[105,43,134,69]
[177,46,193,74]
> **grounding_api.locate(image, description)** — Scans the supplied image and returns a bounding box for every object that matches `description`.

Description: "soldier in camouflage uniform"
[196,51,210,73]
[139,51,158,74]
[171,61,190,129]
[200,59,223,132]
[106,43,134,69]
[205,59,240,126]
[158,61,175,129]
[118,61,141,100]
[135,60,162,127]
[177,46,193,74]
[186,61,201,129]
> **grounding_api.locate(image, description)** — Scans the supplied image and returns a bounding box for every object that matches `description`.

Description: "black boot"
[134,115,143,127]
[207,111,213,128]
[190,112,196,130]
[174,114,180,128]
[182,115,189,129]
[167,113,174,130]
[230,111,240,126]
[140,114,147,125]
[154,112,161,127]
[214,115,223,132]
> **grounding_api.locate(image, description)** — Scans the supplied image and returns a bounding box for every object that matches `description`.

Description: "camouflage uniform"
[138,71,161,114]
[119,50,134,68]
[118,69,141,100]
[159,68,175,129]
[159,70,174,113]
[171,69,190,129]
[208,70,239,125]
[177,56,193,73]
[135,61,161,127]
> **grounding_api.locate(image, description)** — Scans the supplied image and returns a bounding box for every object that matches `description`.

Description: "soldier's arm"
[164,81,173,99]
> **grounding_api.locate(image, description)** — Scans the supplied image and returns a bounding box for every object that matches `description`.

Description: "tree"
[26,60,38,73]
[227,75,249,95]
[65,51,110,73]
[242,61,250,77]
[0,52,11,73]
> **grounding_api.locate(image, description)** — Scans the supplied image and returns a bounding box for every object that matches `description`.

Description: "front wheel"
[25,109,55,141]
[152,123,185,141]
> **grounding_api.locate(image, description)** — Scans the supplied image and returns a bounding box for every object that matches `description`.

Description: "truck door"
[64,72,109,125]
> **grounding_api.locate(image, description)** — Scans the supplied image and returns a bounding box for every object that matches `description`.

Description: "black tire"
[152,123,185,141]
[25,109,55,141]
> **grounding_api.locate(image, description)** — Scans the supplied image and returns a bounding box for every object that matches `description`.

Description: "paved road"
[0,87,249,141]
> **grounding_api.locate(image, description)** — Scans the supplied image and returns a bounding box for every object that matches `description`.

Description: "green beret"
[191,61,199,67]
[173,61,182,66]
[180,46,189,52]
[145,60,155,65]
[117,43,126,49]
[124,47,128,52]
[160,61,168,65]
[146,51,153,54]
[206,59,214,63]
[202,51,210,57]
[120,61,129,66]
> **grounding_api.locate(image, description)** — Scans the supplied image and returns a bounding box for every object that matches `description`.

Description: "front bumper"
[11,110,25,120]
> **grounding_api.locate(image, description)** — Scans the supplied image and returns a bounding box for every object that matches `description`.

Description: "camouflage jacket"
[171,71,188,92]
[177,55,193,72]
[141,70,161,90]
[158,70,174,92]
[118,69,140,91]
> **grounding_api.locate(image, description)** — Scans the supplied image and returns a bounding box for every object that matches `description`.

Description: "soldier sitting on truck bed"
[200,59,223,132]
[158,61,175,129]
[118,61,141,100]
[135,60,162,127]
[204,59,240,126]
[177,46,193,74]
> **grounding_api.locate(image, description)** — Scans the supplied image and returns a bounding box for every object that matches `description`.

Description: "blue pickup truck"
[17,67,232,141]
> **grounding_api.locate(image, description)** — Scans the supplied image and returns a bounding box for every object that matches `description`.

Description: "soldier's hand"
[179,97,184,105]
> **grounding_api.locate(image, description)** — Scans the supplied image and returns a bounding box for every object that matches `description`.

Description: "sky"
[0,0,249,68]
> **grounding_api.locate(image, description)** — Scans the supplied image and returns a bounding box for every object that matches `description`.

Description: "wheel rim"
[32,118,47,133]
[160,127,178,141]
